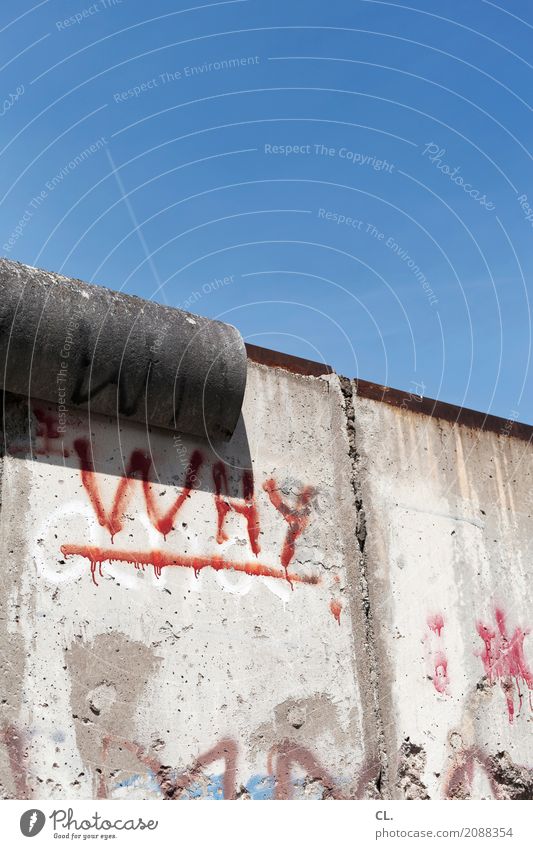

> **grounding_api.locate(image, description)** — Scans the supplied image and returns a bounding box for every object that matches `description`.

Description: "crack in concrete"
[339,376,388,798]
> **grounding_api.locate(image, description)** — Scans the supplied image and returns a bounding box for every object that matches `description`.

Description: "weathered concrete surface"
[1,340,532,800]
[0,363,378,800]
[0,258,247,440]
[351,391,533,799]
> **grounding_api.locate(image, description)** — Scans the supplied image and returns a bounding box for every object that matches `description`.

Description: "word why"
[1,85,24,117]
[56,0,122,30]
[113,57,260,103]
[421,144,495,210]
[63,440,318,587]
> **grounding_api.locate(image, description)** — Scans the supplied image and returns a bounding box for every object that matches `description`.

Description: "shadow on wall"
[2,391,254,494]
[1,391,322,588]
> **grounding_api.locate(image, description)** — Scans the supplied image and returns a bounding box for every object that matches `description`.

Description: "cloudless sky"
[1,0,532,422]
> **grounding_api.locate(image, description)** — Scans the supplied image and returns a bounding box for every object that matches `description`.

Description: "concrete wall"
[352,392,533,800]
[0,360,532,800]
[0,363,378,800]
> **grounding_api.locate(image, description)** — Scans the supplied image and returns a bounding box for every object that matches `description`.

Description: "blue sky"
[1,0,532,422]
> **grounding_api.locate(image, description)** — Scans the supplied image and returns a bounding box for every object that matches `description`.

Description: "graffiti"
[60,544,321,588]
[95,734,366,800]
[70,337,152,417]
[4,719,530,801]
[443,746,533,800]
[329,575,343,624]
[213,462,260,555]
[432,653,449,696]
[263,479,317,586]
[10,407,70,458]
[426,614,449,696]
[96,736,238,801]
[476,608,533,722]
[445,747,483,799]
[427,614,444,637]
[74,438,203,541]
[267,739,342,799]
[15,404,533,803]
[0,724,29,798]
[329,599,342,625]
[34,408,69,456]
[64,442,319,589]
[444,745,500,799]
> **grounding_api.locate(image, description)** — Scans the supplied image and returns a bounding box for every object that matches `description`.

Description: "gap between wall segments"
[339,375,389,799]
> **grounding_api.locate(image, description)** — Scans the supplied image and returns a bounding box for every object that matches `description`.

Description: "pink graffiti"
[477,608,533,722]
[428,614,444,637]
[426,614,449,696]
[433,652,449,695]
[96,734,375,800]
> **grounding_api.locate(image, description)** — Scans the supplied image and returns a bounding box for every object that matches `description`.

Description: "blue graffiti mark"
[245,774,275,800]
[180,781,202,799]
[179,773,276,799]
[116,772,142,790]
[114,769,343,799]
[180,773,225,799]
[207,774,225,799]
[115,770,161,794]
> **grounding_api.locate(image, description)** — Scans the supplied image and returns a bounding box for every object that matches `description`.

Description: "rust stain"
[245,343,332,377]
[355,379,533,443]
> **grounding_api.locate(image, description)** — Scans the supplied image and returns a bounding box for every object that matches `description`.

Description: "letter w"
[74,438,203,540]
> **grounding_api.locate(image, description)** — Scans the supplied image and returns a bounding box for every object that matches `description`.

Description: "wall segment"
[352,391,533,799]
[0,262,532,800]
[0,364,378,800]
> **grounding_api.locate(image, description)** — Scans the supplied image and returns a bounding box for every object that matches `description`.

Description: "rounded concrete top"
[0,258,247,441]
